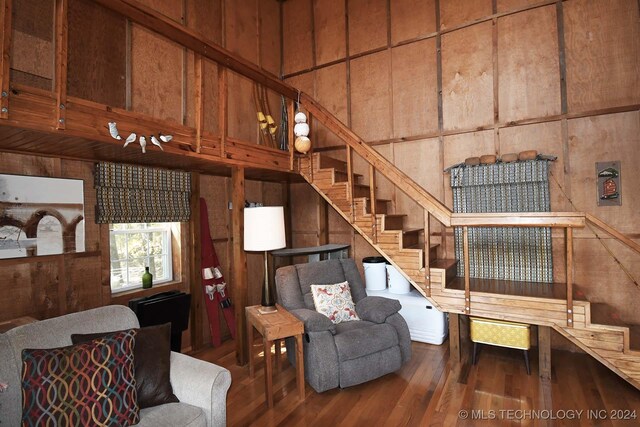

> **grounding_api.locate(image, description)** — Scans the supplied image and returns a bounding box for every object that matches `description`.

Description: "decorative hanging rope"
[94,162,191,224]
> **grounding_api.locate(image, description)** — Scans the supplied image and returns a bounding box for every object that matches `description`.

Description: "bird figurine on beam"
[139,135,147,154]
[159,133,173,143]
[123,132,136,148]
[108,122,122,140]
[150,135,164,151]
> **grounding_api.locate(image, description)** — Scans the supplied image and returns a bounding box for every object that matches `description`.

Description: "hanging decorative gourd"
[293,111,311,154]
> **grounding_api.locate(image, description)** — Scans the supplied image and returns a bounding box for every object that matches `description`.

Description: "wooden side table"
[245,304,305,408]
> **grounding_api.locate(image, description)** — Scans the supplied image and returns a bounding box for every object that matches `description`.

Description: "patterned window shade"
[95,162,191,224]
[450,160,553,283]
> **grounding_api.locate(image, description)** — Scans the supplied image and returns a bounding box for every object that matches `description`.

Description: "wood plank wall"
[1,0,285,350]
[283,0,640,328]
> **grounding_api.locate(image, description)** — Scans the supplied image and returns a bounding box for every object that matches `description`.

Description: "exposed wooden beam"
[55,0,68,130]
[538,325,552,380]
[92,0,298,100]
[0,0,11,119]
[189,172,203,350]
[231,166,248,365]
[194,54,204,153]
[218,65,227,158]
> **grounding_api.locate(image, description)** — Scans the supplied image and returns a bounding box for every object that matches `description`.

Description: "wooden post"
[307,112,314,181]
[346,145,354,222]
[218,65,227,158]
[55,0,68,130]
[369,164,377,243]
[0,0,12,120]
[449,313,460,364]
[287,98,295,170]
[566,227,574,327]
[463,226,470,314]
[317,195,328,246]
[189,172,203,350]
[424,210,431,296]
[232,167,248,365]
[538,325,552,380]
[194,54,204,153]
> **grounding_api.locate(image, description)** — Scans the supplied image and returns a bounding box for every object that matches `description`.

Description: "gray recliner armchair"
[275,258,411,393]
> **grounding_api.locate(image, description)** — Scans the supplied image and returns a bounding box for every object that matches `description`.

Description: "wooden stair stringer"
[555,323,640,390]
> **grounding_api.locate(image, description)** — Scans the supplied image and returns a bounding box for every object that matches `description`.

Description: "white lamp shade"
[244,206,286,251]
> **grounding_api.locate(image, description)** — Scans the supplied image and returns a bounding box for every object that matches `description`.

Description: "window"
[109,222,177,293]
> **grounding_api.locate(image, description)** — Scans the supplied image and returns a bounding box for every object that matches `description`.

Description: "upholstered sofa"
[275,258,412,393]
[0,305,231,426]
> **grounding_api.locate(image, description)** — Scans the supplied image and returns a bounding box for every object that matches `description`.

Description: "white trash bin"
[363,256,387,291]
[386,264,410,294]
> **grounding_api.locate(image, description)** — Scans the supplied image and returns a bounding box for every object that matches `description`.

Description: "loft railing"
[2,0,638,328]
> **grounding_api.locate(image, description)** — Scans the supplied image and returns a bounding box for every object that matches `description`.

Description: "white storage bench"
[367,288,448,345]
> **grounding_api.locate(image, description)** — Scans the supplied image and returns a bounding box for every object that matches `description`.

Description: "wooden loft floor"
[196,339,640,426]
[0,124,302,183]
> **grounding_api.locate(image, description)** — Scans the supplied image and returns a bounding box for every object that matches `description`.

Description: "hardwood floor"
[193,339,640,426]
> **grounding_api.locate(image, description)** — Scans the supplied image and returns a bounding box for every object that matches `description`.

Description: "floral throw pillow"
[311,281,360,324]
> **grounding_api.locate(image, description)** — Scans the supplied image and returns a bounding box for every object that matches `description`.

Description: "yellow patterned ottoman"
[470,317,531,374]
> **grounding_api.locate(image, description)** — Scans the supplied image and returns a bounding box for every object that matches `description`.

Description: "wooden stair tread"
[406,243,439,250]
[590,303,640,351]
[402,228,423,235]
[430,259,458,270]
[447,276,570,300]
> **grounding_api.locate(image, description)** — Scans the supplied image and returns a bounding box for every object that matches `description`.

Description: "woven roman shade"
[95,162,191,224]
[450,160,553,283]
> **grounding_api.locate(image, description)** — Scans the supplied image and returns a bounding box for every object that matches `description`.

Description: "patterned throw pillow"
[311,281,360,324]
[21,329,139,427]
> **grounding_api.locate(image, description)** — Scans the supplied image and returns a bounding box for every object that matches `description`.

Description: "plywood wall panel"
[315,62,347,147]
[498,122,567,211]
[131,27,183,124]
[65,255,103,312]
[442,22,493,131]
[227,72,257,142]
[67,0,126,108]
[289,183,319,233]
[574,238,640,326]
[328,204,351,233]
[440,0,492,31]
[390,0,436,44]
[348,0,387,55]
[564,0,640,113]
[498,6,561,123]
[350,51,392,141]
[567,111,640,234]
[497,0,542,13]
[0,262,61,321]
[373,144,394,202]
[392,39,438,138]
[11,0,53,87]
[137,0,182,19]
[226,0,258,62]
[283,0,314,74]
[186,0,222,43]
[314,0,346,65]
[200,175,230,239]
[443,130,494,207]
[394,138,442,229]
[259,0,282,75]
[285,71,315,96]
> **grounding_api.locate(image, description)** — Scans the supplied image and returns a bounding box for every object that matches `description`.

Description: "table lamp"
[244,206,286,313]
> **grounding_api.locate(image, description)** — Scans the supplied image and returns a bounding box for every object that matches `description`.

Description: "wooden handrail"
[300,93,454,226]
[450,212,586,228]
[586,213,640,255]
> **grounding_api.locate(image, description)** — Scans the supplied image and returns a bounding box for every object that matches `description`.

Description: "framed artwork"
[0,174,85,259]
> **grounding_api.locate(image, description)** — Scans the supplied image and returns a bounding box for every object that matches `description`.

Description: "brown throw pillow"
[71,323,179,409]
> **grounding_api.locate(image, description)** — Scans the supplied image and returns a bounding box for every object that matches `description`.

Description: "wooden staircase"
[297,151,640,390]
